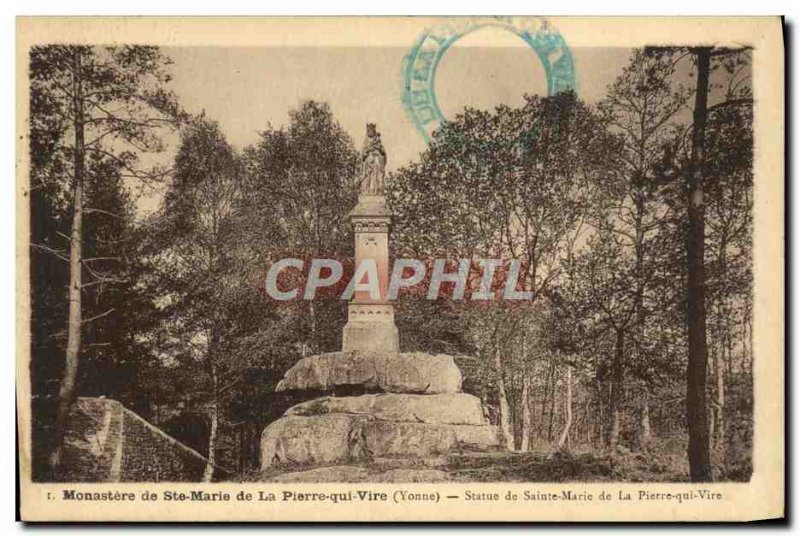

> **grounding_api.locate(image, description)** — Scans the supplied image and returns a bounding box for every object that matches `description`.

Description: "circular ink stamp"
[402,17,576,142]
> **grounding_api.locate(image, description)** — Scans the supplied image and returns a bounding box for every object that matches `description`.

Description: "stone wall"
[61,397,229,482]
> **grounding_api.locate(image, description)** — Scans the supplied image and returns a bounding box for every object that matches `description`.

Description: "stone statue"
[360,123,387,195]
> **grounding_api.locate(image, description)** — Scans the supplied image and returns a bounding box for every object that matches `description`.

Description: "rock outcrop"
[284,393,486,425]
[276,351,462,394]
[261,413,497,468]
[261,351,499,474]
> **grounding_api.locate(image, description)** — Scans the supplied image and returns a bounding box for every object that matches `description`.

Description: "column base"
[342,303,399,353]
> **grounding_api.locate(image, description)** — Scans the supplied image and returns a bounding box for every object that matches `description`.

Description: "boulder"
[276,351,462,394]
[260,414,367,469]
[285,393,487,425]
[362,420,498,459]
[260,413,498,469]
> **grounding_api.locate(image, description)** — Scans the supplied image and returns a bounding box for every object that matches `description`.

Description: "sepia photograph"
[15,16,784,522]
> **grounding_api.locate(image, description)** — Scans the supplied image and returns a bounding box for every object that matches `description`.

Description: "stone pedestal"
[261,351,499,471]
[342,303,399,353]
[259,125,499,478]
[341,194,399,353]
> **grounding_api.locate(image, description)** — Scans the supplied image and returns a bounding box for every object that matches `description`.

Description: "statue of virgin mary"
[360,123,387,195]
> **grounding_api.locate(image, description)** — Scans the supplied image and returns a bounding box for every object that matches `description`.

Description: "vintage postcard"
[16,16,784,522]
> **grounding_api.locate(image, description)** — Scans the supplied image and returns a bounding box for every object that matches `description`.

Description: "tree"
[77,156,160,411]
[389,92,618,451]
[146,102,359,475]
[701,50,753,469]
[555,362,573,450]
[648,45,753,482]
[563,226,641,448]
[29,45,180,471]
[597,49,690,449]
[238,101,359,356]
[682,46,715,482]
[147,116,241,481]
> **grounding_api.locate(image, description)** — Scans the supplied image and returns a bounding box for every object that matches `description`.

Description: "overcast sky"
[164,39,633,171]
[132,38,633,214]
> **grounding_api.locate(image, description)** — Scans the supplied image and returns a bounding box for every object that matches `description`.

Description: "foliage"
[27,46,754,481]
[28,45,180,478]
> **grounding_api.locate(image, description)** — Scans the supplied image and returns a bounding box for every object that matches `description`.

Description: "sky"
[132,38,633,214]
[164,39,633,172]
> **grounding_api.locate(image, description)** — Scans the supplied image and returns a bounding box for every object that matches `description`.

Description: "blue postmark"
[402,17,576,142]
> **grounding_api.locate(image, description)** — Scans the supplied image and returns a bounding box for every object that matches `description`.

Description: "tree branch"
[30,243,69,262]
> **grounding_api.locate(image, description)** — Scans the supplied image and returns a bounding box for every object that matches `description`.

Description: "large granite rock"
[260,414,498,469]
[285,393,487,425]
[276,351,462,394]
[361,420,497,458]
[260,414,365,469]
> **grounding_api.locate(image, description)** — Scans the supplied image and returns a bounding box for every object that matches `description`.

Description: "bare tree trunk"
[538,361,554,438]
[509,364,520,450]
[708,394,716,450]
[203,363,219,482]
[520,374,532,452]
[586,398,592,447]
[548,365,558,442]
[556,366,573,450]
[712,238,729,455]
[633,186,650,452]
[608,328,624,448]
[494,348,514,450]
[714,349,725,451]
[50,49,85,470]
[639,389,651,448]
[708,351,717,447]
[633,197,650,453]
[596,380,605,448]
[686,46,713,482]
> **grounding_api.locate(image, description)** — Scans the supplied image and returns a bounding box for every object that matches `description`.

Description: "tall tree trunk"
[556,366,573,450]
[203,363,219,482]
[586,398,592,447]
[538,361,554,438]
[596,380,605,447]
[494,348,514,450]
[608,328,625,448]
[50,49,85,470]
[520,373,532,452]
[714,349,726,451]
[685,46,713,482]
[714,241,729,456]
[509,365,520,450]
[639,389,651,448]
[633,192,650,453]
